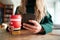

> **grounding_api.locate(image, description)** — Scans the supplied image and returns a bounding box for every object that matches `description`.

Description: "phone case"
[22,14,36,25]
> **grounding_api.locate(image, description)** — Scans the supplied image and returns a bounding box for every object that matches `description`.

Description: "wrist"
[37,26,46,34]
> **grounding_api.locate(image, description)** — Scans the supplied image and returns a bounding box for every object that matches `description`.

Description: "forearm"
[41,23,53,34]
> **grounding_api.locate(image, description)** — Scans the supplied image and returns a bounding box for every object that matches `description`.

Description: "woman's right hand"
[6,26,14,32]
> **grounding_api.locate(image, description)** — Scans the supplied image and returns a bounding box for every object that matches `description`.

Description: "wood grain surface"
[0,29,60,40]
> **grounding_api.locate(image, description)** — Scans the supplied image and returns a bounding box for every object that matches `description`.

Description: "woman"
[8,0,53,34]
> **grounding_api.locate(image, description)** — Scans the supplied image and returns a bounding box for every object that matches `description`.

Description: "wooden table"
[0,29,60,40]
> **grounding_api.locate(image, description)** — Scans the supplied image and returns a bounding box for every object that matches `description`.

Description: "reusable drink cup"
[10,15,22,31]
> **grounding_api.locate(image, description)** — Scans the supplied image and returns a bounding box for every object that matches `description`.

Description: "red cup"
[10,15,22,30]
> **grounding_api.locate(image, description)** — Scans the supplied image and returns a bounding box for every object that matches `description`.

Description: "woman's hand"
[23,20,42,33]
[7,26,14,32]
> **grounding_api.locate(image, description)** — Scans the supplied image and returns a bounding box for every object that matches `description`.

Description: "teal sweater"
[15,7,53,34]
[40,11,53,34]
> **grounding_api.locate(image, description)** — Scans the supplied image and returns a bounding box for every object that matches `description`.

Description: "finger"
[23,26,41,33]
[23,26,35,32]
[8,26,14,31]
[29,20,39,26]
[23,23,37,30]
[8,27,11,31]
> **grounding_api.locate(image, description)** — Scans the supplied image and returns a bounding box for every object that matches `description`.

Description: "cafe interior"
[0,0,60,40]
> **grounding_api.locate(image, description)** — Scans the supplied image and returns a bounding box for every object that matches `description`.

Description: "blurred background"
[0,0,60,29]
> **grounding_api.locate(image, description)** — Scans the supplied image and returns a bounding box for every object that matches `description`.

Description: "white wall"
[45,0,60,25]
[54,1,60,25]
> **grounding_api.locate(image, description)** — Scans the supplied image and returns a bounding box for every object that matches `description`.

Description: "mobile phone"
[22,14,36,25]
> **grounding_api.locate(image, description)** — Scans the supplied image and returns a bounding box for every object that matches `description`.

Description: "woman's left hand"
[23,20,42,33]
